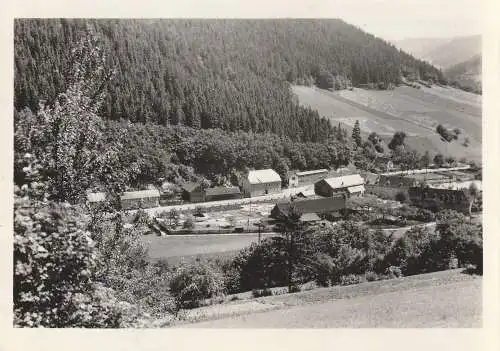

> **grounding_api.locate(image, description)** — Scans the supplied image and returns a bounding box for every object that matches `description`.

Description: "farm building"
[204,186,242,202]
[181,182,204,203]
[120,189,161,210]
[289,169,328,187]
[408,187,472,213]
[314,174,365,198]
[242,169,282,197]
[270,196,346,220]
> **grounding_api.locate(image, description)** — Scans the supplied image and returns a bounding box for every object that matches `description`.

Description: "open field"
[180,269,481,328]
[292,85,482,161]
[142,232,277,263]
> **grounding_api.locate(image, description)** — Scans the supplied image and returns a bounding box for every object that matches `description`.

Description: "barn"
[181,182,204,203]
[270,196,346,220]
[204,186,242,202]
[242,169,282,197]
[314,174,365,198]
[289,169,328,187]
[120,189,161,210]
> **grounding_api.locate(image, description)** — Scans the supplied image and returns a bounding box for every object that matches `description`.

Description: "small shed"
[182,182,204,203]
[120,189,161,210]
[242,169,282,197]
[204,186,242,202]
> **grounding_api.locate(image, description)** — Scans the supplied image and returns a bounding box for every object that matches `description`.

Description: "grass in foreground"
[174,269,481,327]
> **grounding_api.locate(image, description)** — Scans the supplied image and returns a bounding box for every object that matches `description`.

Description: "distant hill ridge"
[394,35,481,94]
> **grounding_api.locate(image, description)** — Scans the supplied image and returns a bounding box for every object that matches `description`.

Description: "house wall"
[182,190,205,202]
[243,179,281,197]
[289,175,299,187]
[205,192,242,202]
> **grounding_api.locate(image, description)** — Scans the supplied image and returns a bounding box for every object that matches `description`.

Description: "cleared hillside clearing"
[292,85,482,162]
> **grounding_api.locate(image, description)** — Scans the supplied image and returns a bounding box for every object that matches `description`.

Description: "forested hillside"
[445,55,481,94]
[15,19,443,143]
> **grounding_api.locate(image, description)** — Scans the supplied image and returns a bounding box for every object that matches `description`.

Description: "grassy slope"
[292,85,482,162]
[179,269,482,328]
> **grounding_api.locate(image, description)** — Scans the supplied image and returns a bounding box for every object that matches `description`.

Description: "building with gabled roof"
[289,168,329,187]
[314,174,365,198]
[204,186,242,202]
[120,189,161,210]
[181,182,204,203]
[242,169,282,197]
[270,196,346,219]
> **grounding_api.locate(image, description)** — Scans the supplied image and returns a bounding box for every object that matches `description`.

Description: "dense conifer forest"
[14,19,446,188]
[15,19,443,141]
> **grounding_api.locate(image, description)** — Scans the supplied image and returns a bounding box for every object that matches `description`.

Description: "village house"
[242,169,282,197]
[288,169,328,187]
[120,189,161,210]
[314,174,365,198]
[181,182,204,203]
[204,186,242,202]
[270,196,346,222]
[408,186,472,213]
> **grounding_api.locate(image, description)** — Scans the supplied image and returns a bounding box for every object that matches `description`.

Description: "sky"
[298,0,483,41]
[8,0,485,41]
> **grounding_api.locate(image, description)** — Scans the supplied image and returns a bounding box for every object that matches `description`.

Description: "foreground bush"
[169,262,226,310]
[14,197,135,327]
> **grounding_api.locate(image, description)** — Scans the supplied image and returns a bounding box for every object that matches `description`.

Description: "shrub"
[340,274,366,286]
[14,198,134,327]
[310,252,337,287]
[169,262,226,310]
[382,226,438,276]
[194,206,205,217]
[232,240,288,291]
[385,266,402,278]
[364,271,380,282]
[182,216,195,230]
[251,288,273,298]
[395,191,407,203]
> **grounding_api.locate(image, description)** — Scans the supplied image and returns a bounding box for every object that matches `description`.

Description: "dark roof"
[272,196,346,218]
[205,186,241,196]
[182,182,202,193]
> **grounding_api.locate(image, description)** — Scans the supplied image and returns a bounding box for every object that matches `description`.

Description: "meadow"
[292,85,482,162]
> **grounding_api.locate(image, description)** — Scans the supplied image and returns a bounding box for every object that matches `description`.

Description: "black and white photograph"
[5,0,497,336]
